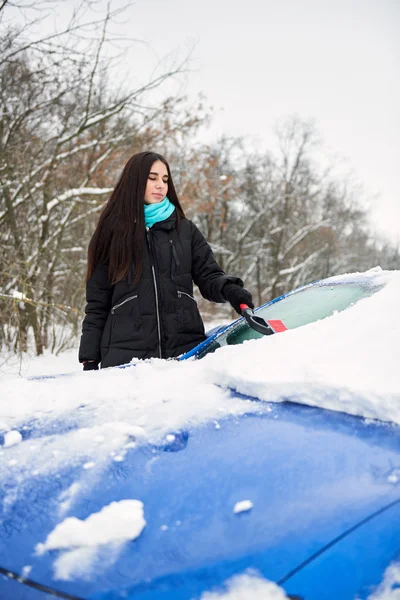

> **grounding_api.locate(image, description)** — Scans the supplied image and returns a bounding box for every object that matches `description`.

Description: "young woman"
[79,151,254,370]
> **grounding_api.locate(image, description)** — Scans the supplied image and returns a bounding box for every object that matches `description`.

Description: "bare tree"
[1,3,397,357]
[181,118,399,315]
[0,0,191,355]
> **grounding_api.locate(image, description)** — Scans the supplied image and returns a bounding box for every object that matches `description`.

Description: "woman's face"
[144,160,169,204]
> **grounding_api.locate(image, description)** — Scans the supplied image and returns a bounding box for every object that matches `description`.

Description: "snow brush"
[240,304,287,336]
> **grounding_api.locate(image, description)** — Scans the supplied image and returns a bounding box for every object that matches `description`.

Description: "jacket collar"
[150,209,176,232]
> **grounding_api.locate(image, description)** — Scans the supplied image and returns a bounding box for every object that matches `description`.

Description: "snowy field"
[1,268,400,599]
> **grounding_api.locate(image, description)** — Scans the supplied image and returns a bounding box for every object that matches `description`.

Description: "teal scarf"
[144,196,175,228]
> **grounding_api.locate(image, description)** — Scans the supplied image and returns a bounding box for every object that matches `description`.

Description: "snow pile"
[205,269,400,422]
[233,500,253,514]
[2,430,22,447]
[36,500,145,580]
[366,561,400,599]
[36,499,145,552]
[0,362,254,479]
[0,269,399,512]
[198,571,289,599]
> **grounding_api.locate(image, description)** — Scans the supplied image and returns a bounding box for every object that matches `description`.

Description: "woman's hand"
[82,360,99,371]
[222,283,254,315]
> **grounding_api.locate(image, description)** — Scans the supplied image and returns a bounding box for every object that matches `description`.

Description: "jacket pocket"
[111,294,138,314]
[175,290,204,334]
[110,293,143,343]
[177,290,195,302]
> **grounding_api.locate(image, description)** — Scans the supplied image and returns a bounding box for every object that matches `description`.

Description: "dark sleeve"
[190,221,243,303]
[78,262,113,363]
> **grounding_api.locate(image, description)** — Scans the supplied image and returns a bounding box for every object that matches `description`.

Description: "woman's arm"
[78,262,113,365]
[190,222,244,303]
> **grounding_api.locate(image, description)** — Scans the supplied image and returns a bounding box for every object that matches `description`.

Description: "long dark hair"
[86,152,186,285]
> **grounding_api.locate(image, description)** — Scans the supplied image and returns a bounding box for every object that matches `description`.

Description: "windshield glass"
[197,280,384,359]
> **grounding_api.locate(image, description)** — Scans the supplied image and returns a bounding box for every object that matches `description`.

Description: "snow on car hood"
[1,268,400,485]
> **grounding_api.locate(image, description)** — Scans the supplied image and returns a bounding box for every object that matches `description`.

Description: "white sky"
[10,0,399,243]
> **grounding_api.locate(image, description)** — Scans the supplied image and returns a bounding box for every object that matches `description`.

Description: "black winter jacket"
[79,212,243,368]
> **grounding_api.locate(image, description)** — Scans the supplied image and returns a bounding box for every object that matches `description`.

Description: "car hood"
[1,393,400,600]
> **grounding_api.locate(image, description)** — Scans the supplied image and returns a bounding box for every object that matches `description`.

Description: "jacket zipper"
[146,227,162,358]
[111,294,138,314]
[177,290,196,302]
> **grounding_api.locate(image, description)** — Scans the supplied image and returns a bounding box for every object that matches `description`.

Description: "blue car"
[1,272,399,600]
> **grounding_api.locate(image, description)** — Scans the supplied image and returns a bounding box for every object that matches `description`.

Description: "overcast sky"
[129,0,399,243]
[29,0,400,243]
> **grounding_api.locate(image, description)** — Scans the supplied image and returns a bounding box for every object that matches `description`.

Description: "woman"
[79,151,254,370]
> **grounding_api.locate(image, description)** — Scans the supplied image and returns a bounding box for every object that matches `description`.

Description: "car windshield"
[197,279,384,359]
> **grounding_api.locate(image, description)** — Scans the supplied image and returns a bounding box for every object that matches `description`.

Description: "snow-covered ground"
[1,268,399,599]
